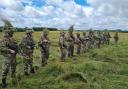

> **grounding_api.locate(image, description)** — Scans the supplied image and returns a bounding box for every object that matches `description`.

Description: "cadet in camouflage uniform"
[102,32,107,45]
[97,31,102,45]
[0,20,18,88]
[82,32,87,53]
[106,32,111,45]
[19,29,35,76]
[59,31,67,62]
[67,25,75,57]
[93,34,100,48]
[88,30,94,49]
[38,29,50,66]
[76,33,82,55]
[85,35,91,52]
[113,32,119,44]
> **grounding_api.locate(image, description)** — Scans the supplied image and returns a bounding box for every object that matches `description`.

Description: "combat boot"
[2,78,7,88]
[41,61,47,67]
[24,72,29,76]
[11,73,16,78]
[30,68,35,74]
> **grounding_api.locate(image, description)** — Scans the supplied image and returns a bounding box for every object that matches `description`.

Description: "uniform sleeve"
[0,40,11,53]
[59,37,64,45]
[46,37,50,44]
[32,38,36,46]
[19,37,26,49]
[12,38,18,44]
[38,37,42,45]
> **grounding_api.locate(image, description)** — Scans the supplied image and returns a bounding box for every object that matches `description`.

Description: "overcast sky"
[0,0,128,30]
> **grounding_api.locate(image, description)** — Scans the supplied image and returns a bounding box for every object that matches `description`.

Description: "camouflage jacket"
[67,35,75,45]
[76,37,82,45]
[59,36,67,49]
[19,36,35,55]
[0,37,18,57]
[38,36,50,52]
[113,34,119,40]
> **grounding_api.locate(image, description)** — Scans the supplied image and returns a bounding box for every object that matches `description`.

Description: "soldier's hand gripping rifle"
[7,43,19,54]
[26,43,35,50]
[38,40,49,52]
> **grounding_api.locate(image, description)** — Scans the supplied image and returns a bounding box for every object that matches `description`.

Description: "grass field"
[0,31,128,89]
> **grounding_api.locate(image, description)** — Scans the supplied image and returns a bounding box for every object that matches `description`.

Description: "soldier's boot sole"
[24,72,29,76]
[1,78,7,88]
[30,68,35,74]
[0,83,8,89]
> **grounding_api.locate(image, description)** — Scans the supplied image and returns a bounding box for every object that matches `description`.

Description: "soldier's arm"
[37,39,42,50]
[12,37,18,44]
[32,37,36,46]
[0,40,12,53]
[60,37,64,45]
[59,37,64,48]
[47,37,51,45]
[18,37,27,49]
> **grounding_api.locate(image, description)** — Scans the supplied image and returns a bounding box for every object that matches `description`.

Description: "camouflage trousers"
[114,39,118,44]
[86,41,91,52]
[102,38,110,45]
[41,49,49,66]
[102,38,107,44]
[106,39,110,45]
[23,54,34,73]
[77,44,81,55]
[82,43,86,53]
[2,54,16,79]
[94,41,100,48]
[60,48,67,61]
[68,44,74,57]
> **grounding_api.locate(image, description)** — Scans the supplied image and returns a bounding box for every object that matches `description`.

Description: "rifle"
[8,44,19,54]
[38,41,49,53]
[26,43,35,50]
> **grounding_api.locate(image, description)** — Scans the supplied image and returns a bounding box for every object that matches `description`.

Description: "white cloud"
[87,0,128,17]
[86,0,128,29]
[45,0,64,6]
[24,6,47,18]
[1,0,128,30]
[0,0,24,11]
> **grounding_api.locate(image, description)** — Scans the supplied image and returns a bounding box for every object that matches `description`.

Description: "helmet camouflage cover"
[43,28,49,36]
[26,28,34,34]
[60,31,65,36]
[3,20,14,35]
[68,25,74,33]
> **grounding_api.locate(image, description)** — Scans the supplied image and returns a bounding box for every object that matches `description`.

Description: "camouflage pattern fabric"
[38,34,50,66]
[113,32,119,44]
[19,31,35,75]
[67,33,75,57]
[82,32,87,53]
[76,33,82,55]
[0,37,17,78]
[59,32,67,62]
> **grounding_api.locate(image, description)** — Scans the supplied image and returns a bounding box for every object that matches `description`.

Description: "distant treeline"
[0,27,58,32]
[0,26,128,33]
[76,29,128,33]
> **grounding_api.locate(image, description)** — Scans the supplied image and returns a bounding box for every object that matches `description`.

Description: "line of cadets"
[0,23,119,88]
[59,25,119,62]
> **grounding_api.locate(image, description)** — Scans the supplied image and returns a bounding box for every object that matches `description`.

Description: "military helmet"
[3,20,14,36]
[77,32,80,36]
[60,29,65,35]
[43,28,49,36]
[25,28,34,34]
[68,25,74,33]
